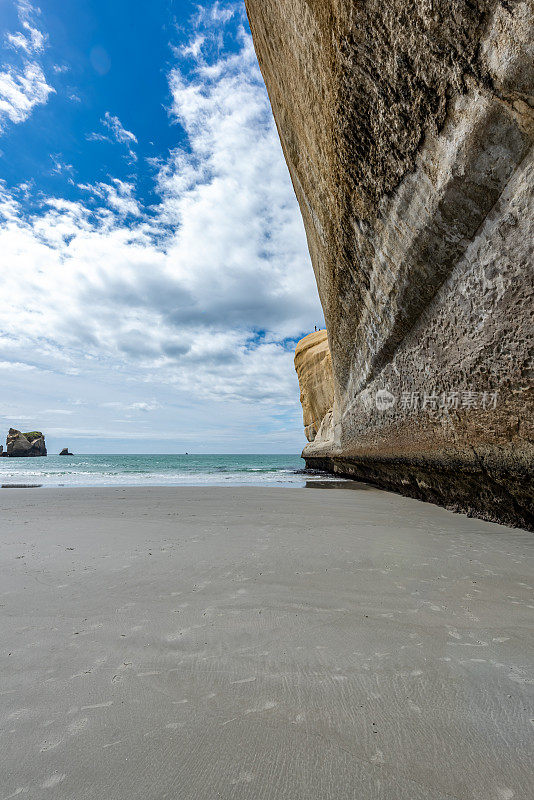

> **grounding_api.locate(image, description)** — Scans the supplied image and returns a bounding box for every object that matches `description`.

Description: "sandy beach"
[1,485,533,799]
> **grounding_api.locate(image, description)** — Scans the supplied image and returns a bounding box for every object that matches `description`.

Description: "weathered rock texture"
[246,0,534,528]
[294,330,334,442]
[4,429,47,457]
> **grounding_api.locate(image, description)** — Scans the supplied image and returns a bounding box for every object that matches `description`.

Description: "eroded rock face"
[294,330,334,441]
[5,429,47,457]
[246,0,534,528]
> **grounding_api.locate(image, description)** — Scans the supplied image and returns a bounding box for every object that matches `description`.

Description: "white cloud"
[206,1,237,24]
[0,8,322,447]
[0,1,53,133]
[50,155,74,175]
[87,112,138,162]
[128,401,161,412]
[79,179,141,217]
[102,111,137,146]
[6,1,47,54]
[7,23,46,54]
[0,360,35,371]
[86,131,108,142]
[180,34,205,59]
[0,62,54,131]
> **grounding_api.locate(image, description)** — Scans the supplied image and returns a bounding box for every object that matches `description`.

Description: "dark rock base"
[304,455,534,532]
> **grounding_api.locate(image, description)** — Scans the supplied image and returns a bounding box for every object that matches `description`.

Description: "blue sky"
[0,0,324,453]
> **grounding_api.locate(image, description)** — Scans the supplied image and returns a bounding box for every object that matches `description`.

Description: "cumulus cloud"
[0,5,322,445]
[79,179,141,217]
[0,1,53,132]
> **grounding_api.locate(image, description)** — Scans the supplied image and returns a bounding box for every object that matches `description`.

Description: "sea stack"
[59,448,73,456]
[246,0,534,528]
[4,429,47,457]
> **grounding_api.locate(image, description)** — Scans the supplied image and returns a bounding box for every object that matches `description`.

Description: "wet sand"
[1,486,532,799]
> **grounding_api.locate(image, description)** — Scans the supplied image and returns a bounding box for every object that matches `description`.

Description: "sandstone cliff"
[4,429,47,457]
[294,330,334,442]
[246,0,534,528]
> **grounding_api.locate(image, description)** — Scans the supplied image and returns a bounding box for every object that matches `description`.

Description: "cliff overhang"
[247,0,534,529]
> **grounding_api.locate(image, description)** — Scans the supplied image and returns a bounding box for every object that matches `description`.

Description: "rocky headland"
[246,0,534,528]
[294,330,334,443]
[1,429,47,457]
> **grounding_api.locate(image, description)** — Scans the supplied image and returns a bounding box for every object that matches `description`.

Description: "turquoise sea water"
[0,453,335,488]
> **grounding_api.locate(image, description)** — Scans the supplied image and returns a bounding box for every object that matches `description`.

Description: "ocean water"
[0,453,340,488]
